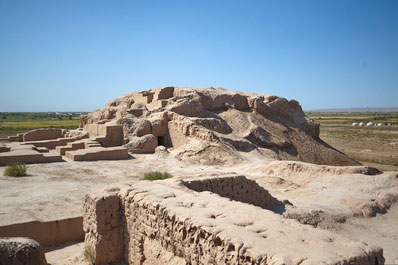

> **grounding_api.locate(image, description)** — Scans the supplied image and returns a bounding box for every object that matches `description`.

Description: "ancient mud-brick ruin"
[1,86,359,167]
[84,175,383,265]
[0,124,128,165]
[1,87,392,264]
[80,86,359,166]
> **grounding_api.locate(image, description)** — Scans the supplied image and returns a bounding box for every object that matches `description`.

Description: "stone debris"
[0,237,47,265]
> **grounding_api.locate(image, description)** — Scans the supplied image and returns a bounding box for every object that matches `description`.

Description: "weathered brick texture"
[83,176,385,265]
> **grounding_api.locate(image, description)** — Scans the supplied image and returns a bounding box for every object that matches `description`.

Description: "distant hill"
[305,107,398,113]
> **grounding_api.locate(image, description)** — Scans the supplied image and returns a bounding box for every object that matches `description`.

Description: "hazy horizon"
[0,98,398,113]
[1,0,397,112]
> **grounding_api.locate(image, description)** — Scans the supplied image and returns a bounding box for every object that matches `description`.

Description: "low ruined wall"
[0,217,84,247]
[183,175,283,211]
[83,191,124,264]
[23,128,65,142]
[0,134,23,142]
[84,124,124,147]
[101,125,124,147]
[23,138,74,149]
[0,150,62,166]
[55,141,85,155]
[65,146,128,161]
[122,189,262,264]
[83,177,384,265]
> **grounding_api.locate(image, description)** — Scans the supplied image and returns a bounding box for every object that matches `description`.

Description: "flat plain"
[0,112,82,137]
[306,112,398,171]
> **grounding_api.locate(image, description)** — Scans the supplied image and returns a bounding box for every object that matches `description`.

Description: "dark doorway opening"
[157,136,165,146]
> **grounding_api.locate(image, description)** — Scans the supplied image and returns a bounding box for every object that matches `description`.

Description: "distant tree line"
[0,112,87,121]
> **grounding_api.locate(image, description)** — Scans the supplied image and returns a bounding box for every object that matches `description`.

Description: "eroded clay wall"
[123,194,258,265]
[154,86,174,100]
[83,179,384,265]
[23,128,65,142]
[183,175,283,211]
[167,121,190,148]
[0,217,83,247]
[84,124,124,147]
[83,188,272,265]
[167,118,215,149]
[103,125,124,146]
[83,191,124,264]
[84,124,102,138]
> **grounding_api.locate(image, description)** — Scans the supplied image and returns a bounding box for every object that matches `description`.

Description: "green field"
[305,112,398,170]
[306,112,398,125]
[0,112,85,136]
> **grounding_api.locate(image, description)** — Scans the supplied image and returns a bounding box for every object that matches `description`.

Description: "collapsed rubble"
[0,237,47,265]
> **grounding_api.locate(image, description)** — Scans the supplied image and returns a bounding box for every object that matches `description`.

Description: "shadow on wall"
[183,175,287,214]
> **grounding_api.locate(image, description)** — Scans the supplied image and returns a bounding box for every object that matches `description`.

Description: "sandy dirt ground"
[334,204,398,264]
[0,154,233,225]
[319,124,398,171]
[1,153,398,263]
[45,241,127,265]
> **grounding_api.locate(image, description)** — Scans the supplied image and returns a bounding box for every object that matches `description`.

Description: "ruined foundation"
[0,217,84,247]
[83,175,384,265]
[0,124,128,165]
[65,146,128,161]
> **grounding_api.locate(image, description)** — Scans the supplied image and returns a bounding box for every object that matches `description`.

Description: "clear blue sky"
[1,0,397,111]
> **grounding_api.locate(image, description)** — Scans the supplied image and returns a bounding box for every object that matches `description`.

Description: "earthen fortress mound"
[81,87,358,166]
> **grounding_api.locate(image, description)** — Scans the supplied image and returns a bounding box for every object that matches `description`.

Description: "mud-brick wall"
[23,128,65,142]
[122,190,263,265]
[84,182,384,265]
[84,188,267,265]
[84,124,124,147]
[183,175,283,211]
[83,192,124,264]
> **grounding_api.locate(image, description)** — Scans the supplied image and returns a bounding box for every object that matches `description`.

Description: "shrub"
[3,162,27,177]
[83,246,94,264]
[143,171,173,181]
